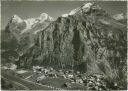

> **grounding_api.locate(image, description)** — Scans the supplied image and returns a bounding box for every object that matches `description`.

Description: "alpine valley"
[1,3,127,90]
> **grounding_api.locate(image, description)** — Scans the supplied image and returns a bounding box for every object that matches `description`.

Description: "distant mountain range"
[1,3,127,87]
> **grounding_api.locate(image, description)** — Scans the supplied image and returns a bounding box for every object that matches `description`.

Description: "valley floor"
[1,66,125,90]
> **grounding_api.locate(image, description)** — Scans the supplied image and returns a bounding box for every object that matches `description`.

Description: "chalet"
[67,73,74,79]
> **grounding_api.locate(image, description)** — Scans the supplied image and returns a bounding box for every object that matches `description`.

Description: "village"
[28,66,108,90]
[2,63,119,90]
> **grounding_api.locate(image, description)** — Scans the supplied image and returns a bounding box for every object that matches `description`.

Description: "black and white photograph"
[1,0,127,90]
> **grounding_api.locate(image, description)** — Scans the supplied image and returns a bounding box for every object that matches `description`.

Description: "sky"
[1,1,127,29]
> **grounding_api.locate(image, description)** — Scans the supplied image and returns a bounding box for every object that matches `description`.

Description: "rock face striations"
[2,3,127,85]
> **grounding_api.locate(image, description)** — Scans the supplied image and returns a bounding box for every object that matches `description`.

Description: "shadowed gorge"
[72,28,81,61]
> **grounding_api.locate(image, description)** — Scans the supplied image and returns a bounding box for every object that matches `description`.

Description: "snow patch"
[21,18,38,34]
[113,13,124,20]
[82,3,93,9]
[39,13,48,21]
[49,16,54,21]
[68,3,93,16]
[69,8,78,15]
[12,15,23,23]
[62,14,69,17]
[99,19,110,25]
[16,70,28,74]
[82,3,93,12]
[39,13,54,22]
[11,13,54,34]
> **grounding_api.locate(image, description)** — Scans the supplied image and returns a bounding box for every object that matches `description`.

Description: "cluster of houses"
[32,66,92,85]
[32,66,112,90]
[2,64,108,90]
[85,73,107,90]
[2,63,118,90]
[32,66,85,84]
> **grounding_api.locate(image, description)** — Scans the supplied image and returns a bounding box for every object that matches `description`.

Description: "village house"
[75,77,84,84]
[67,73,74,79]
[47,71,57,78]
[81,74,87,81]
[44,68,50,74]
[33,66,45,73]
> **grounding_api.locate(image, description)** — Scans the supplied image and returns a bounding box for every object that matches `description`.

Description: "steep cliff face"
[3,3,127,85]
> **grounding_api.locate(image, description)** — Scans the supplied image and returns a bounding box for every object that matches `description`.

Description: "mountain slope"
[2,3,127,89]
[15,2,126,75]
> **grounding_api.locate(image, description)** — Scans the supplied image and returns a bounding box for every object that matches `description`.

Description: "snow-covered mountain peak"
[64,2,100,16]
[11,14,23,23]
[62,14,69,17]
[82,2,101,12]
[69,2,93,15]
[82,3,93,10]
[39,13,48,20]
[39,13,54,21]
[7,13,54,37]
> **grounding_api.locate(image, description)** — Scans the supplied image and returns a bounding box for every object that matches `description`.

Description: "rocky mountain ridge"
[6,13,54,40]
